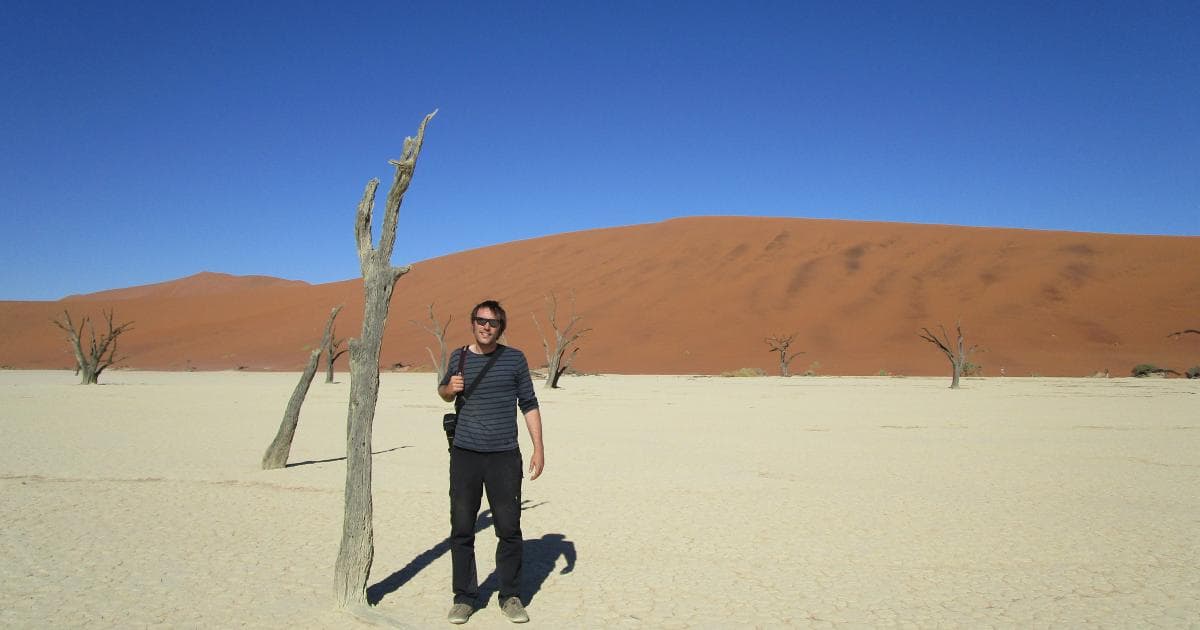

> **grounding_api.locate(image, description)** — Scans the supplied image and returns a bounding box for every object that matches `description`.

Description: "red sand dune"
[2,217,1198,377]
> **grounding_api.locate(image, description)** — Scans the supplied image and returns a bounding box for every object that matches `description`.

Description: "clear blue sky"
[2,1,1197,300]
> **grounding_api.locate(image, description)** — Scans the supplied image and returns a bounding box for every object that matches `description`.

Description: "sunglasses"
[473,317,502,329]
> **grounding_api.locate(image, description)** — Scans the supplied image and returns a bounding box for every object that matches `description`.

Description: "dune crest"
[2,217,1197,376]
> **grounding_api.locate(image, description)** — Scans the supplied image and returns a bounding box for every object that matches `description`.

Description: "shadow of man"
[478,532,576,606]
[521,533,576,604]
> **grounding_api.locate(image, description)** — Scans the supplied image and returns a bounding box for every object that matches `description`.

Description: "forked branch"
[533,291,591,388]
[51,309,134,384]
[411,303,453,383]
[918,320,977,389]
[765,333,804,377]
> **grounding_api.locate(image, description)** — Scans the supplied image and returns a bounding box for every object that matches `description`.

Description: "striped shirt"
[441,345,539,452]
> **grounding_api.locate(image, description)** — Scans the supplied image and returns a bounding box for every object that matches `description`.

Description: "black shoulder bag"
[442,345,505,450]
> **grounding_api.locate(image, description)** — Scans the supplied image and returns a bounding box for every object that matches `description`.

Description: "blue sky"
[2,1,1197,300]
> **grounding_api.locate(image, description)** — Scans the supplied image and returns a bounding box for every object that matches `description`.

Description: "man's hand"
[528,448,544,480]
[439,374,464,401]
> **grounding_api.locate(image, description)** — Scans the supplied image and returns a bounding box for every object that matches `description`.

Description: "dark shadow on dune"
[368,501,547,606]
[285,446,408,468]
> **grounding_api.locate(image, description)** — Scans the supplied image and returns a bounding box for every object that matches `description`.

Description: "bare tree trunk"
[262,305,342,470]
[919,321,975,389]
[51,309,134,385]
[765,333,802,377]
[334,111,435,613]
[325,331,347,384]
[533,291,591,388]
[411,303,452,383]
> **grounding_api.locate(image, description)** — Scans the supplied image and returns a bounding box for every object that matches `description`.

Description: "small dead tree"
[765,333,804,377]
[533,291,591,388]
[51,309,134,384]
[1167,329,1200,339]
[262,305,342,470]
[325,325,347,384]
[411,303,452,383]
[333,110,435,616]
[919,321,977,389]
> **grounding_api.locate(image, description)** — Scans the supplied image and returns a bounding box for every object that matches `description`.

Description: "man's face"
[472,307,502,347]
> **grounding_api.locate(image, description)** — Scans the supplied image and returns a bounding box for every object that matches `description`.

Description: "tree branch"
[353,179,380,274]
[379,110,437,261]
[918,326,955,361]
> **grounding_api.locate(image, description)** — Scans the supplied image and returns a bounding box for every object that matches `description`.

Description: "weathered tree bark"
[262,305,343,470]
[334,110,435,613]
[918,321,976,389]
[765,333,803,377]
[532,291,591,388]
[411,303,452,383]
[51,309,134,384]
[325,327,347,384]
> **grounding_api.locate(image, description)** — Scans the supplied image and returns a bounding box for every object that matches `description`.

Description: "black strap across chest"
[454,345,505,413]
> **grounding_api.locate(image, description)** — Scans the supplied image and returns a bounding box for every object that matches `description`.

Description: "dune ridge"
[2,216,1197,376]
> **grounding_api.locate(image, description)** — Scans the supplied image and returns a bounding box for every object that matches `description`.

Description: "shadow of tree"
[286,446,408,468]
[367,501,548,606]
[367,509,493,605]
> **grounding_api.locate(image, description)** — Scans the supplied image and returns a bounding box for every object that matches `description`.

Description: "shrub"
[1132,364,1158,377]
[1186,366,1200,379]
[961,361,983,377]
[802,361,821,376]
[1132,364,1179,377]
[721,367,767,377]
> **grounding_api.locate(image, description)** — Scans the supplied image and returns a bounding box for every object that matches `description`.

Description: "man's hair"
[471,299,507,336]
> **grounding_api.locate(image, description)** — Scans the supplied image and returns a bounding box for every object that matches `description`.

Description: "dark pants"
[449,446,523,604]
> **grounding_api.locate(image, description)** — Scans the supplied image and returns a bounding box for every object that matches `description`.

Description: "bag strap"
[454,345,505,413]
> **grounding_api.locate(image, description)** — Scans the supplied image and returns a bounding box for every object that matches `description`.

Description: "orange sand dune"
[2,217,1197,376]
[65,271,310,301]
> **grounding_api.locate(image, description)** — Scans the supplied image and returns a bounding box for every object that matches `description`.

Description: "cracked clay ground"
[1,371,1197,628]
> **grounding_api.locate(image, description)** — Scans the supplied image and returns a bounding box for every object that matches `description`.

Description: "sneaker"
[500,596,529,623]
[447,602,474,624]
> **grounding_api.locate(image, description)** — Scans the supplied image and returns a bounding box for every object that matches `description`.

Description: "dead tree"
[51,309,134,384]
[765,333,804,377]
[325,325,347,384]
[262,305,342,470]
[411,303,452,383]
[919,321,977,389]
[1167,329,1200,339]
[333,110,435,615]
[532,291,591,388]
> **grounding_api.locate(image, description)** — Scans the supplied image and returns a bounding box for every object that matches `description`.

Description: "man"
[438,300,544,624]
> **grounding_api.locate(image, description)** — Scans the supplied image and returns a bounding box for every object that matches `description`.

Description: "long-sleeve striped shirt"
[442,345,539,452]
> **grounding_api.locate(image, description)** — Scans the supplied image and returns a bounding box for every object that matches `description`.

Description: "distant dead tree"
[411,302,452,383]
[532,291,591,388]
[262,305,342,470]
[918,320,978,389]
[333,110,435,619]
[325,323,348,384]
[51,309,134,384]
[765,333,804,377]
